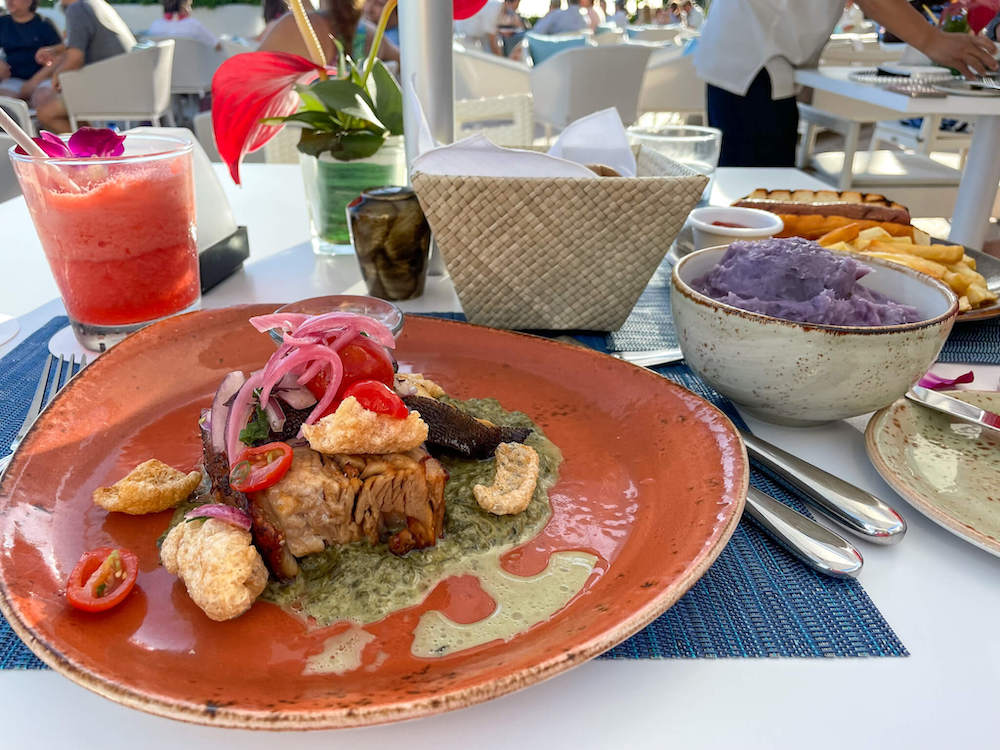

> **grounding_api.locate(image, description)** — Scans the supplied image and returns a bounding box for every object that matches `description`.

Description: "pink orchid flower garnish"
[19,127,126,158]
[211,52,328,185]
[66,127,125,157]
[918,370,975,390]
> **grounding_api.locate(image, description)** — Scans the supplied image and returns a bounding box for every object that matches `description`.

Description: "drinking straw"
[287,0,327,68]
[0,106,47,157]
[0,108,82,193]
[922,4,939,24]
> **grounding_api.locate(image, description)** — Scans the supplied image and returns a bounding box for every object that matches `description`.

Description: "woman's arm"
[858,0,998,77]
[19,62,54,100]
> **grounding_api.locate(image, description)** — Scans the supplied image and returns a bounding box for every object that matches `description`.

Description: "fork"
[0,353,87,474]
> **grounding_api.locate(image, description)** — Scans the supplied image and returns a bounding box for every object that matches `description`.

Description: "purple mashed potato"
[691,238,922,326]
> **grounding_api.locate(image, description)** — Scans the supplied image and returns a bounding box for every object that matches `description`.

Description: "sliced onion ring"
[184,503,252,531]
[918,370,974,390]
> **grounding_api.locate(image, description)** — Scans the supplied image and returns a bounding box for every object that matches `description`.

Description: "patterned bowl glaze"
[671,245,959,425]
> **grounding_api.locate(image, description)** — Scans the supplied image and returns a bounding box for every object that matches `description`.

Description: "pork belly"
[251,447,447,558]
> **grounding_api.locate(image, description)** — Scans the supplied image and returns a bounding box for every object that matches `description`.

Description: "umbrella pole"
[398,0,455,175]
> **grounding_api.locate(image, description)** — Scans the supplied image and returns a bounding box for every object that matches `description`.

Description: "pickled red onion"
[918,370,974,390]
[184,504,252,531]
[226,370,264,463]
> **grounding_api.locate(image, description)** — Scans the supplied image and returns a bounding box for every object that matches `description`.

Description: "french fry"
[857,226,893,241]
[824,241,854,253]
[913,228,931,244]
[817,222,866,246]
[963,255,977,270]
[966,283,997,307]
[861,251,948,279]
[959,295,972,312]
[869,241,964,264]
[943,271,971,294]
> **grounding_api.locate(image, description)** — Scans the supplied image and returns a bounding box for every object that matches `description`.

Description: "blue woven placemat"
[0,315,906,668]
[609,258,1000,366]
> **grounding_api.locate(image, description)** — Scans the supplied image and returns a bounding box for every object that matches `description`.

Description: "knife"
[744,487,863,578]
[905,385,1000,434]
[741,431,907,544]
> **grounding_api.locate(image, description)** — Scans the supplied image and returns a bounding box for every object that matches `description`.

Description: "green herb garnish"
[239,388,271,445]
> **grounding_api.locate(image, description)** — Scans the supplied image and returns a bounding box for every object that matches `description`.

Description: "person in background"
[666,1,683,23]
[681,0,703,29]
[495,0,526,58]
[0,0,61,100]
[147,0,219,49]
[258,0,289,41]
[355,0,398,61]
[610,0,629,26]
[695,0,998,168]
[580,0,604,29]
[532,0,587,34]
[259,0,397,65]
[32,0,136,132]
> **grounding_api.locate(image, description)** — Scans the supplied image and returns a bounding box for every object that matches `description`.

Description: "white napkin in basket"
[409,98,637,178]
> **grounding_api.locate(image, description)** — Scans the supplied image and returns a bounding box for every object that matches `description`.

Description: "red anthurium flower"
[454,0,489,20]
[67,127,125,157]
[211,51,327,184]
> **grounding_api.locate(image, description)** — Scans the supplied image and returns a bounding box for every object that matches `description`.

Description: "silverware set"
[0,353,87,475]
[622,350,907,578]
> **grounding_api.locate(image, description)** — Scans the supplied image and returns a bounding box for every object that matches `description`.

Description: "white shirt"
[684,4,705,30]
[147,15,219,48]
[693,0,842,99]
[531,7,589,35]
[611,10,629,27]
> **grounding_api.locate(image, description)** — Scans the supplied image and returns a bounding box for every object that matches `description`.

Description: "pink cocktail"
[11,135,199,351]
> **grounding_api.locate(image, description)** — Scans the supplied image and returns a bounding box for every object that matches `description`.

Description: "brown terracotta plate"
[0,307,747,729]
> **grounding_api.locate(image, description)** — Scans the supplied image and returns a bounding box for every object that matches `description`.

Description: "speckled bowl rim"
[0,310,749,731]
[673,245,959,335]
[865,392,1000,558]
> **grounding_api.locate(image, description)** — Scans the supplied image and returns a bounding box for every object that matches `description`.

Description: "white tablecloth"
[1,165,999,749]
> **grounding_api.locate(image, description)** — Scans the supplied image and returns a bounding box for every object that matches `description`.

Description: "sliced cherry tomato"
[341,379,409,419]
[305,336,395,418]
[229,441,294,493]
[66,547,139,613]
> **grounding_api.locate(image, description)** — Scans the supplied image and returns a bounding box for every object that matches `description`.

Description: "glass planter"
[299,135,407,256]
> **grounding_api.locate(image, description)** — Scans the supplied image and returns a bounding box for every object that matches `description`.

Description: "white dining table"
[1,165,999,749]
[795,66,1000,251]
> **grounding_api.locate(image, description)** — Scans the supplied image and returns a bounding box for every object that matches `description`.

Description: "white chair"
[454,94,534,146]
[531,44,653,135]
[60,41,175,129]
[197,5,265,40]
[0,96,34,136]
[0,134,20,202]
[870,116,972,170]
[148,36,224,96]
[220,37,258,57]
[626,25,686,44]
[453,42,531,100]
[592,28,625,45]
[637,46,704,122]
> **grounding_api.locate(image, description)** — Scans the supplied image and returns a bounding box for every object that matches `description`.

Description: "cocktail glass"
[10,135,200,352]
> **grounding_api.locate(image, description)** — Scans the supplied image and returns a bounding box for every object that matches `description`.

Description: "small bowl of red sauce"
[688,206,784,251]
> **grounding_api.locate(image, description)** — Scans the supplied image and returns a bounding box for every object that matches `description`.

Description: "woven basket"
[411,146,707,330]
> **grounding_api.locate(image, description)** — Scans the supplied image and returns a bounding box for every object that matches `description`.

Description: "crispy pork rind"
[393,372,446,399]
[93,459,202,515]
[474,442,540,516]
[303,396,429,455]
[160,518,268,621]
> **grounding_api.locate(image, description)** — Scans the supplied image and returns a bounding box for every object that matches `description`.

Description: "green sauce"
[260,397,563,626]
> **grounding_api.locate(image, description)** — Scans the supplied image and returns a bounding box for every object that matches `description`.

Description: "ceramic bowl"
[687,206,784,251]
[671,245,959,425]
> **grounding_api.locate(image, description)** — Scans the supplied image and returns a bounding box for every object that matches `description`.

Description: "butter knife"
[744,487,863,578]
[741,431,907,544]
[905,385,1000,434]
